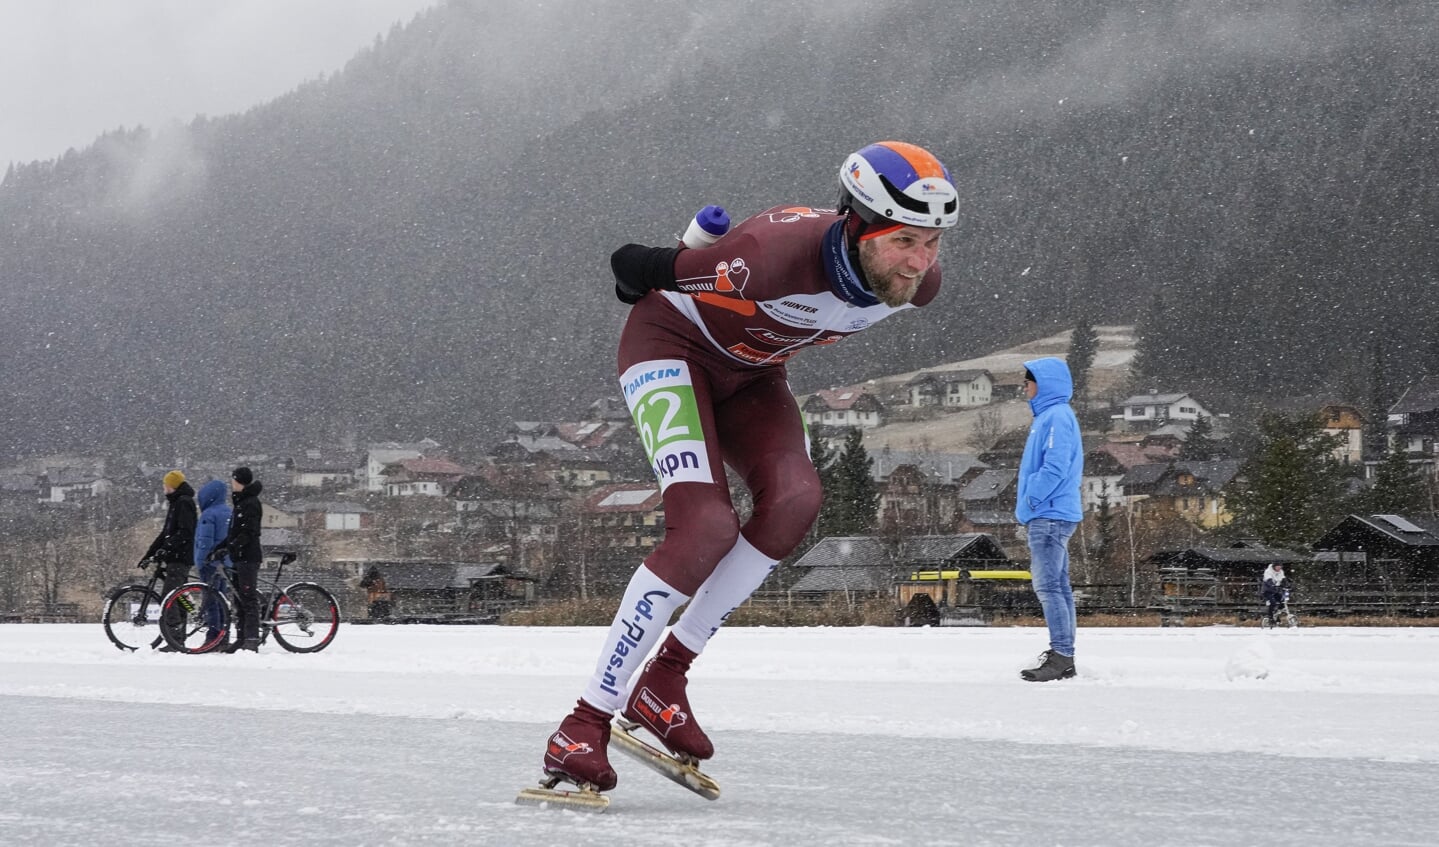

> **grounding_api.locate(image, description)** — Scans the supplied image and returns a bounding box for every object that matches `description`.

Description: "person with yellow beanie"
[140,470,198,651]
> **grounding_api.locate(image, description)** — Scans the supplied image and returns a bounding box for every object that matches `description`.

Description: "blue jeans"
[1027,518,1078,657]
[197,561,227,632]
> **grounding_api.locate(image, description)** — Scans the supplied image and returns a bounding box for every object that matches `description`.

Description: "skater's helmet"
[838,141,959,231]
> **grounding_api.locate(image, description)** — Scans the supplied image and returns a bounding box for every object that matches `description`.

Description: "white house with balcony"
[40,470,113,503]
[363,439,441,492]
[1114,390,1212,431]
[801,389,885,429]
[906,369,994,408]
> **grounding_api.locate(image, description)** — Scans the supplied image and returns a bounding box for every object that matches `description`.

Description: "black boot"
[1020,649,1076,682]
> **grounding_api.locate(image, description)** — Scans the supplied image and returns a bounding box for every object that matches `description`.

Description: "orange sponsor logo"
[691,291,756,316]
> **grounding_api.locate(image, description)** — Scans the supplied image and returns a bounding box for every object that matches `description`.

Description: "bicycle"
[101,559,184,651]
[158,552,341,654]
[1260,588,1300,629]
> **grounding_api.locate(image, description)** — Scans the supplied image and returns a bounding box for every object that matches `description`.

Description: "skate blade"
[515,784,609,813]
[611,720,721,800]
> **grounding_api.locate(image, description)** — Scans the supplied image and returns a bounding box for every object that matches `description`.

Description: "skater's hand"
[136,557,153,569]
[611,244,679,304]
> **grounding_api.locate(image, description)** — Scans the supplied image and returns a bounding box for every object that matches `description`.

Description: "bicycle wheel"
[101,584,164,652]
[160,583,231,654]
[268,582,340,653]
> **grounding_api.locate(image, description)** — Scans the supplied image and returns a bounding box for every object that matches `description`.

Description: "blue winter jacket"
[193,480,233,570]
[1015,357,1084,524]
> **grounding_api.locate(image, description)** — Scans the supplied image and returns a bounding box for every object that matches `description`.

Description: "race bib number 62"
[619,359,713,490]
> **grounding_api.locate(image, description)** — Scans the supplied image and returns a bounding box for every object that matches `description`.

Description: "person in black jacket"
[210,467,264,652]
[142,470,197,651]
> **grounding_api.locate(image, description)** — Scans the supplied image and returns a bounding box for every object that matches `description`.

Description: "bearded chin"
[872,276,917,307]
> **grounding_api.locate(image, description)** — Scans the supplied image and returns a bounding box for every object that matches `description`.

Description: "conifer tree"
[1180,413,1222,461]
[816,428,878,537]
[1226,413,1347,551]
[1365,337,1397,461]
[1067,320,1099,407]
[1093,482,1116,566]
[1357,439,1430,518]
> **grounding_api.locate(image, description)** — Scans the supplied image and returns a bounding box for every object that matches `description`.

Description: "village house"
[363,440,441,492]
[1311,513,1439,576]
[581,483,664,552]
[870,450,987,534]
[784,534,1010,604]
[801,388,885,429]
[37,469,113,503]
[1114,390,1213,432]
[288,500,374,531]
[1148,540,1307,606]
[1119,459,1240,529]
[349,560,535,622]
[954,469,1021,546]
[1319,404,1366,466]
[904,369,994,409]
[290,452,361,489]
[261,501,302,530]
[1386,377,1439,470]
[380,457,472,497]
[1080,448,1128,513]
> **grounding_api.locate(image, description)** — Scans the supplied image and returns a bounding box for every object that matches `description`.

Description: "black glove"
[136,558,152,569]
[206,547,225,564]
[611,244,680,304]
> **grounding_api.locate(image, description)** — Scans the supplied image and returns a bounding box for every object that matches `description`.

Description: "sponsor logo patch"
[632,686,687,739]
[619,360,713,491]
[547,730,591,765]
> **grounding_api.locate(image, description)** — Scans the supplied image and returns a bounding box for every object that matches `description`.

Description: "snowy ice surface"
[2,623,1436,846]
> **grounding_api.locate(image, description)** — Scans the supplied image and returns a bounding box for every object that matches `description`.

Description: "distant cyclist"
[1260,563,1291,626]
[541,141,960,791]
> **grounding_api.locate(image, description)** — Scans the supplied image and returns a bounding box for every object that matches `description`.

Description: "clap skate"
[515,700,617,812]
[613,634,721,800]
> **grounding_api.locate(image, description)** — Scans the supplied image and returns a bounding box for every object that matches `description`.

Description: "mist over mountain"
[2,0,1435,461]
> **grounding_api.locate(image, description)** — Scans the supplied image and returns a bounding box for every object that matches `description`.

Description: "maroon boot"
[623,634,714,760]
[543,699,617,790]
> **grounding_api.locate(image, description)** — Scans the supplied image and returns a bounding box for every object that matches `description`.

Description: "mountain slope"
[1,1,1435,459]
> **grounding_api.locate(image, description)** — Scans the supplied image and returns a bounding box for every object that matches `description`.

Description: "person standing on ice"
[541,141,961,791]
[1015,358,1084,682]
[142,470,197,651]
[192,478,233,644]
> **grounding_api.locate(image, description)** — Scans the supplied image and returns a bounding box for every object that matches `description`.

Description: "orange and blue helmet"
[838,141,959,230]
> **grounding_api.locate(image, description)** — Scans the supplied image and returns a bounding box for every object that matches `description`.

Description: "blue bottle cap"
[696,205,730,237]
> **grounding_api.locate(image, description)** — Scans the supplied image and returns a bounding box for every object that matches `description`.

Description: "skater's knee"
[649,498,740,593]
[747,458,821,555]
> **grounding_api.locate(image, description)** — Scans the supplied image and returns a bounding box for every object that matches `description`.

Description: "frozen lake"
[1,623,1435,846]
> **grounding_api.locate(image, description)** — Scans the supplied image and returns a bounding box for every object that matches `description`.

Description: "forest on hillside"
[1,0,1435,460]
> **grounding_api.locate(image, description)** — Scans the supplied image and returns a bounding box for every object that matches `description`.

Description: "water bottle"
[680,205,730,249]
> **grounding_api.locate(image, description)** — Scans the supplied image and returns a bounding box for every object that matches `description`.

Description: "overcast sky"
[0,0,441,168]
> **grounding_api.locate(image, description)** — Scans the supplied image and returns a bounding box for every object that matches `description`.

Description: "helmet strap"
[841,213,876,292]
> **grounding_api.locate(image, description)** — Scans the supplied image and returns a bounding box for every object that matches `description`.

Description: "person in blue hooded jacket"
[1015,357,1084,682]
[193,479,233,643]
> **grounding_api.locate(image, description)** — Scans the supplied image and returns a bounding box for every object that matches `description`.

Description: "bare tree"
[968,405,1006,453]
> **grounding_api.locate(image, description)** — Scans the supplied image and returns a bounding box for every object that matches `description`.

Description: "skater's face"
[857,225,942,307]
